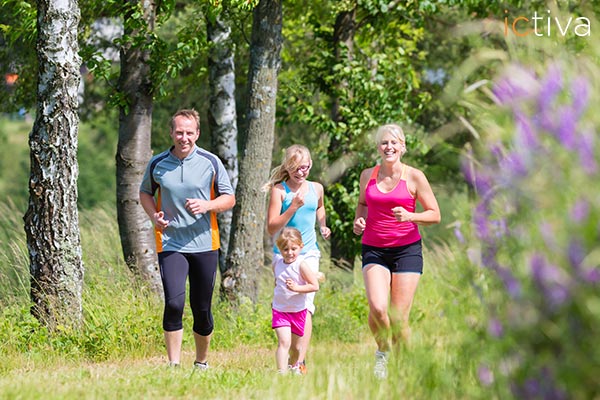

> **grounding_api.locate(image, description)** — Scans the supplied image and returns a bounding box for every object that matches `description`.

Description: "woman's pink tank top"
[362,164,421,248]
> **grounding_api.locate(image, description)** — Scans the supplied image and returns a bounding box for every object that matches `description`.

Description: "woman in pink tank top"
[352,124,441,379]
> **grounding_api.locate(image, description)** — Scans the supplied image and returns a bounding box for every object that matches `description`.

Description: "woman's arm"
[315,182,331,239]
[399,168,441,226]
[353,168,371,235]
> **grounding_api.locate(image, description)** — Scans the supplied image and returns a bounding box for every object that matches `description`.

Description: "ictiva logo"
[504,10,591,37]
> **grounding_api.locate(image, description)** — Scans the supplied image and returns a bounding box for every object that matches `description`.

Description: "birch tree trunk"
[222,0,282,303]
[23,0,84,330]
[207,12,239,275]
[116,0,162,293]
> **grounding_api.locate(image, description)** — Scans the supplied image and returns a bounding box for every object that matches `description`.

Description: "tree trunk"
[207,12,239,276]
[116,0,162,293]
[23,0,84,330]
[222,0,282,303]
[329,8,357,268]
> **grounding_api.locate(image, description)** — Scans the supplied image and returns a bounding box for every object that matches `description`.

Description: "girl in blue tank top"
[263,144,331,374]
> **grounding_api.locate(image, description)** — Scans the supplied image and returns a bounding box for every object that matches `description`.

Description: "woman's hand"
[392,206,413,222]
[353,217,366,235]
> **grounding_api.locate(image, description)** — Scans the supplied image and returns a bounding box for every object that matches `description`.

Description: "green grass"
[0,200,489,399]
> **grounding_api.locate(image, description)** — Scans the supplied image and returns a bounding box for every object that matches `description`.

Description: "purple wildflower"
[474,202,492,241]
[492,65,538,105]
[454,222,465,244]
[570,199,590,223]
[537,63,563,113]
[581,268,600,284]
[514,110,538,149]
[538,222,557,249]
[567,239,585,269]
[546,284,570,309]
[478,364,494,386]
[531,254,560,283]
[461,160,494,196]
[530,254,571,309]
[577,129,598,175]
[570,76,589,117]
[488,318,503,338]
[496,265,521,298]
[554,105,577,150]
[534,108,557,133]
[499,150,528,179]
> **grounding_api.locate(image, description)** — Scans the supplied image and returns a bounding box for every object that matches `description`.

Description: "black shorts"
[361,240,423,274]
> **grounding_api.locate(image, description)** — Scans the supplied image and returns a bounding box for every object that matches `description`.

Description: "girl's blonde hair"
[375,124,407,157]
[262,144,312,192]
[275,227,304,251]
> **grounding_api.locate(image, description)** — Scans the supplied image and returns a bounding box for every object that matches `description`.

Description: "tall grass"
[0,195,487,398]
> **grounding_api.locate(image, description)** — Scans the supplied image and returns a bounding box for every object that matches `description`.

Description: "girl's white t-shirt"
[272,256,307,313]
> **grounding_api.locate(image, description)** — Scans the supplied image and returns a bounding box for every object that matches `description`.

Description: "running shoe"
[374,350,388,379]
[298,361,307,375]
[193,361,209,371]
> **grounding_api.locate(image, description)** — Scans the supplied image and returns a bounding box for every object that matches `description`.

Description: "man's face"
[170,116,199,158]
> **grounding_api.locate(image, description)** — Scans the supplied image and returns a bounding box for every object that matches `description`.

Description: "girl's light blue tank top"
[273,181,319,254]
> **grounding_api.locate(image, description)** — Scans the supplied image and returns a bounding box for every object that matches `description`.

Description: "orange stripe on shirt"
[155,187,163,253]
[210,177,220,250]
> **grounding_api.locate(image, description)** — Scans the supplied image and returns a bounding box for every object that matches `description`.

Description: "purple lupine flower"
[523,379,542,398]
[577,129,598,175]
[474,202,492,241]
[478,364,494,386]
[499,150,528,179]
[481,246,499,270]
[531,254,562,284]
[461,160,494,196]
[514,109,539,149]
[531,254,571,308]
[496,265,521,298]
[492,217,510,239]
[570,76,589,117]
[534,108,557,133]
[454,222,465,244]
[539,222,557,249]
[567,239,585,269]
[570,199,590,223]
[546,283,570,309]
[553,105,577,150]
[493,65,538,105]
[488,318,503,338]
[581,267,600,284]
[537,63,563,113]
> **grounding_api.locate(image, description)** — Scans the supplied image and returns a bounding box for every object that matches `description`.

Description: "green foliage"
[278,1,472,262]
[0,0,37,112]
[77,111,119,209]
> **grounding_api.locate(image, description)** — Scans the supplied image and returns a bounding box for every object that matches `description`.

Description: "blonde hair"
[262,144,312,192]
[375,124,407,157]
[275,227,304,251]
